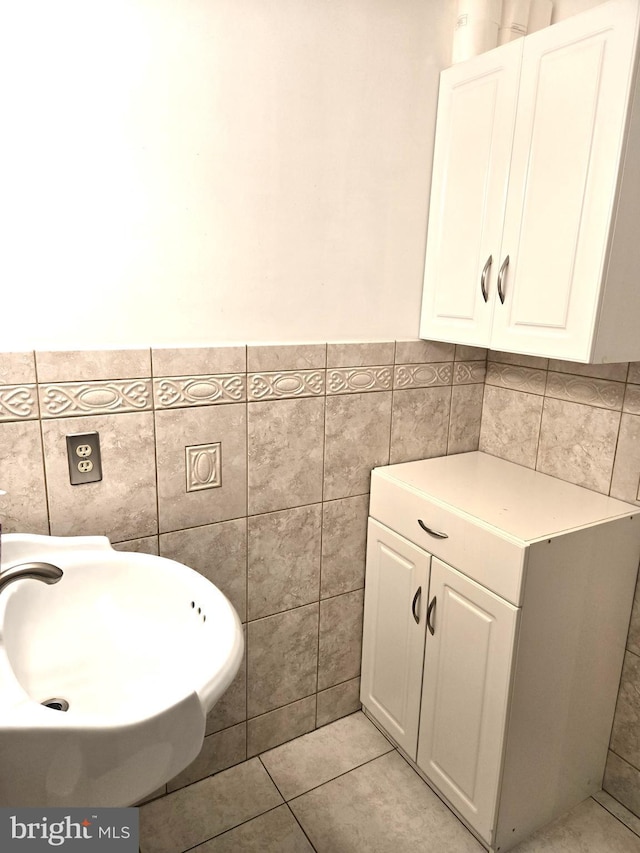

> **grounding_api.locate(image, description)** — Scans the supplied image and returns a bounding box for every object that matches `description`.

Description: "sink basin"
[0,533,244,807]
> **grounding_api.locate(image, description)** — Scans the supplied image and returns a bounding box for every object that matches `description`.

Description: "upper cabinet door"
[491,1,639,360]
[419,41,522,346]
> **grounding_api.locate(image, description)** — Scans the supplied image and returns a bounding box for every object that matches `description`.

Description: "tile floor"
[139,712,640,853]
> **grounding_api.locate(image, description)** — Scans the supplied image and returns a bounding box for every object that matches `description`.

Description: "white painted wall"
[553,0,607,21]
[0,0,452,350]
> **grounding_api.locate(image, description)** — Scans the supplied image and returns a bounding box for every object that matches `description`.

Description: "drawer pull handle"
[427,595,437,636]
[497,254,509,305]
[418,519,448,539]
[480,254,492,303]
[411,587,422,624]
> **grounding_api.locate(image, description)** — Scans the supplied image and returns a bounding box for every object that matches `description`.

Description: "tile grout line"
[150,347,161,553]
[284,748,397,815]
[178,803,286,853]
[257,756,320,851]
[591,795,640,841]
[608,389,626,497]
[33,351,53,536]
[244,677,362,732]
[607,651,638,772]
[316,346,328,728]
[256,754,284,798]
[389,341,397,465]
[532,364,549,473]
[271,743,396,807]
[608,743,640,769]
[245,343,250,763]
[284,802,320,852]
[477,355,488,451]
[445,369,454,456]
[143,492,370,540]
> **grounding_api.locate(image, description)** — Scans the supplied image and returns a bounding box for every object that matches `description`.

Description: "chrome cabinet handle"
[411,587,422,624]
[480,255,492,303]
[418,519,448,539]
[426,596,437,636]
[497,255,509,304]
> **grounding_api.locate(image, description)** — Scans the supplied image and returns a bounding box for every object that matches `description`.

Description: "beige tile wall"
[8,340,638,815]
[479,350,640,818]
[0,340,486,797]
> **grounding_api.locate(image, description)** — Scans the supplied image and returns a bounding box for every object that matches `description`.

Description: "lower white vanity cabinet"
[360,452,640,852]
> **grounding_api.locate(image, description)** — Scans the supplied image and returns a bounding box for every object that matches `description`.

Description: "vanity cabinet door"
[491,1,638,361]
[360,520,430,759]
[419,40,522,347]
[417,557,519,845]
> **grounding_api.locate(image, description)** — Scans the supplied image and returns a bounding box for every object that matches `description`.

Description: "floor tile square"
[260,711,393,801]
[289,750,483,853]
[139,758,283,853]
[511,797,640,852]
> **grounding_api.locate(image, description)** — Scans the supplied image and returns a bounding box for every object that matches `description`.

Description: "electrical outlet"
[66,433,102,485]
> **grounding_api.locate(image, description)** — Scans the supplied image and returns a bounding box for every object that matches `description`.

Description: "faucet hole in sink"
[42,698,69,712]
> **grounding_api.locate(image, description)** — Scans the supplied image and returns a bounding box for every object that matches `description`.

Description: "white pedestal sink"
[0,533,244,808]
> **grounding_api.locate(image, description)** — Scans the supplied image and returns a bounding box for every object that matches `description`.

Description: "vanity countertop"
[372,451,639,544]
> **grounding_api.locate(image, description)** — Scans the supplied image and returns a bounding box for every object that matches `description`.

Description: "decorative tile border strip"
[486,362,547,395]
[186,442,222,492]
[39,380,152,417]
[0,385,38,421]
[328,367,393,394]
[154,375,246,409]
[545,372,624,411]
[393,363,452,390]
[624,384,640,415]
[248,370,325,401]
[454,361,486,385]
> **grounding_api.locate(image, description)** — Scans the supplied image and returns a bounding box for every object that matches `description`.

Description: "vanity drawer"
[369,473,526,606]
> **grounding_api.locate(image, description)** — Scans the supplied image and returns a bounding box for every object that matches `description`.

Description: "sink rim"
[0,531,245,807]
[0,532,244,723]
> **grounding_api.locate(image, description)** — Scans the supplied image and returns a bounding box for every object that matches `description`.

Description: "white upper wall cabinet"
[420,0,640,363]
